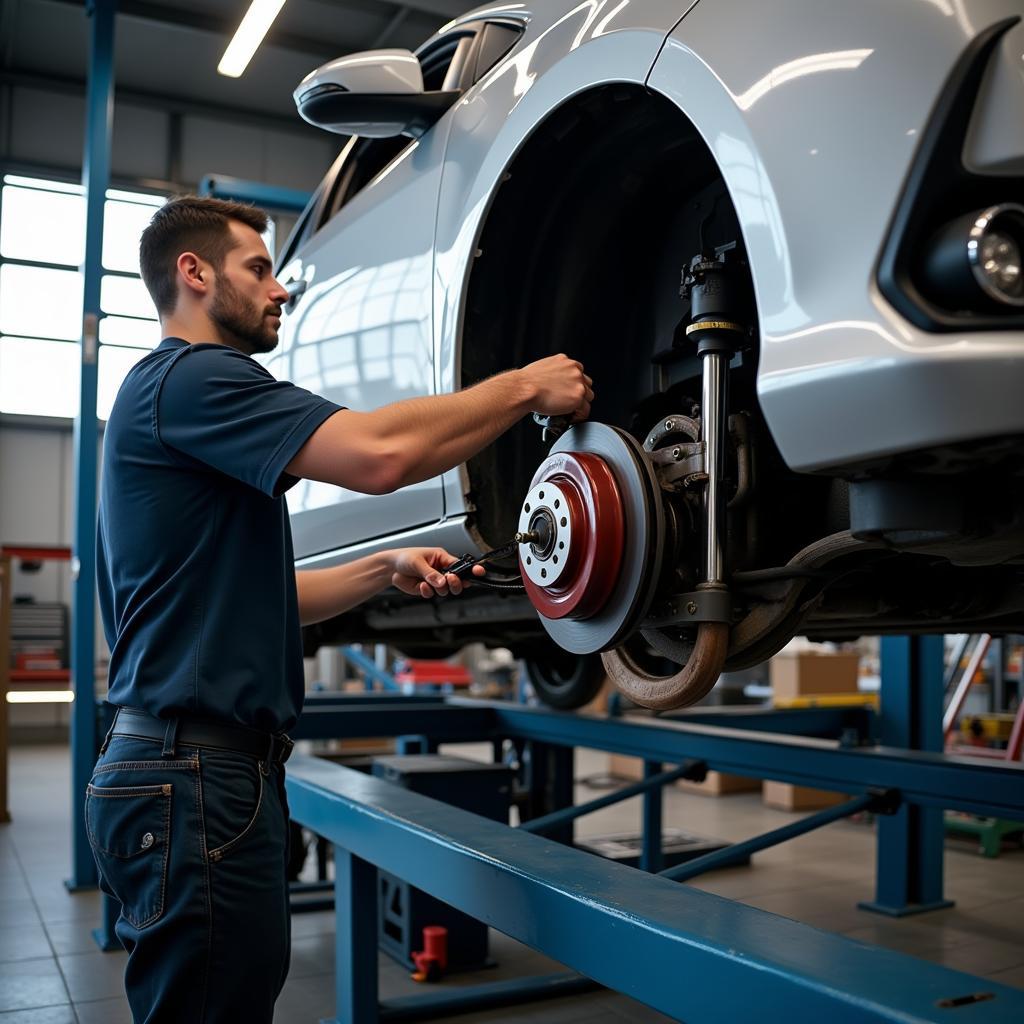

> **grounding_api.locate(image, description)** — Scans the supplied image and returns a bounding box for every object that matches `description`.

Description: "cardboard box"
[609,755,758,796]
[762,780,846,811]
[677,771,761,797]
[769,651,860,701]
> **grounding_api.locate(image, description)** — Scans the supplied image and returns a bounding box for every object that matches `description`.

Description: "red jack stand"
[411,926,448,983]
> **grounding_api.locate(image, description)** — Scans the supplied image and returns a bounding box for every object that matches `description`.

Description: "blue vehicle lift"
[283,689,1024,1023]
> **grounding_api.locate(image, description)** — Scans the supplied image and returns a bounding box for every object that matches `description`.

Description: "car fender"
[434,2,698,519]
[648,0,1024,471]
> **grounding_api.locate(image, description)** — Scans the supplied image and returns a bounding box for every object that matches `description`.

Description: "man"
[87,195,593,1023]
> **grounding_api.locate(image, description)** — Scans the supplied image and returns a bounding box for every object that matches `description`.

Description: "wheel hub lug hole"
[560,517,567,527]
[554,498,560,509]
[541,568,547,579]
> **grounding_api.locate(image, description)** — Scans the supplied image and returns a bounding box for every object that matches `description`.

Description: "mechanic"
[87,195,594,1024]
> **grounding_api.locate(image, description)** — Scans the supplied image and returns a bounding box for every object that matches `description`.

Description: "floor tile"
[74,996,134,1024]
[0,1006,76,1023]
[0,923,53,964]
[288,933,336,980]
[931,939,1024,978]
[0,899,43,929]
[272,971,336,1023]
[57,949,128,1003]
[989,962,1024,989]
[43,920,105,958]
[33,891,101,926]
[0,960,69,1014]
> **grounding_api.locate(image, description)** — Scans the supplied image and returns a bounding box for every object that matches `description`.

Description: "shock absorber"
[681,246,748,590]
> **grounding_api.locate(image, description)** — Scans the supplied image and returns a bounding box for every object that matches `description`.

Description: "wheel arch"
[455,83,750,546]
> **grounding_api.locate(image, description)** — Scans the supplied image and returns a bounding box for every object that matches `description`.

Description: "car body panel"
[268,121,451,558]
[434,1,696,525]
[281,0,1024,572]
[649,0,1024,471]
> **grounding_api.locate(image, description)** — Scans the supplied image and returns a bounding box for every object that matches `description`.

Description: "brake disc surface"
[525,423,664,654]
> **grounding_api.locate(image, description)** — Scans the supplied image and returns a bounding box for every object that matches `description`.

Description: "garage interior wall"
[0,78,338,726]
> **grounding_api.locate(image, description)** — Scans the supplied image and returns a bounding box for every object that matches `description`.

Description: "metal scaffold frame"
[282,685,1024,1023]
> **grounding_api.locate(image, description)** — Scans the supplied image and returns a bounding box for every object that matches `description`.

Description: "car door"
[266,30,483,561]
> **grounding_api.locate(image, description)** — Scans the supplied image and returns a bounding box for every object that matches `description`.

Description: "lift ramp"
[286,752,1024,1024]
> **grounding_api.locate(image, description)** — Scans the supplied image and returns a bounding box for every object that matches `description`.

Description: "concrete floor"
[1,741,1022,1023]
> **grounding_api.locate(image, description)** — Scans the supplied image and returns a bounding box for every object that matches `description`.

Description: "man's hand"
[390,548,486,599]
[518,354,594,423]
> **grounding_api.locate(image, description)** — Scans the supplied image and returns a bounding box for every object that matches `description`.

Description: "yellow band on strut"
[685,320,745,335]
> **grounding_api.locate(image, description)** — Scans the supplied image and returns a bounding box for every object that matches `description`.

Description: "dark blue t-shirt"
[97,337,341,732]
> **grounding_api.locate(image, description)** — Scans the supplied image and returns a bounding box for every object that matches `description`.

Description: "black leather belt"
[111,707,294,765]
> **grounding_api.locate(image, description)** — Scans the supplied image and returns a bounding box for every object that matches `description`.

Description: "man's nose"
[268,277,289,304]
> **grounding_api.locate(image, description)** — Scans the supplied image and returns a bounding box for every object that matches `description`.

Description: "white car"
[266,0,1024,710]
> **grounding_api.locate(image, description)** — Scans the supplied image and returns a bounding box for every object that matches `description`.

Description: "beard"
[209,275,280,356]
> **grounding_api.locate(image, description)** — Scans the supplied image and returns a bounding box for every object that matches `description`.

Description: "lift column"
[68,0,116,893]
[860,635,953,916]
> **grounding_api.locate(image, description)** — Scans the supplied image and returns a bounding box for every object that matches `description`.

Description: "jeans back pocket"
[86,782,172,929]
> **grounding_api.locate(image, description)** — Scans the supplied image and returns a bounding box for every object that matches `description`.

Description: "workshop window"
[0,174,164,419]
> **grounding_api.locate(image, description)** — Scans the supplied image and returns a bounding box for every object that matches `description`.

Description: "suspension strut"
[600,245,748,710]
[682,245,748,593]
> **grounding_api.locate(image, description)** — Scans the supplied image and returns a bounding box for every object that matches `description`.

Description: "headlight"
[924,203,1024,310]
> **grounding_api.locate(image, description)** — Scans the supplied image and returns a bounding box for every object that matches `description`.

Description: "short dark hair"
[139,195,269,316]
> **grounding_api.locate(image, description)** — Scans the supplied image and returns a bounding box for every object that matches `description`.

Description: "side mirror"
[294,49,459,139]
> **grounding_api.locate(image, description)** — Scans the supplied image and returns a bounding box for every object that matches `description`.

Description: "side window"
[319,31,478,227]
[470,22,522,84]
[274,181,324,272]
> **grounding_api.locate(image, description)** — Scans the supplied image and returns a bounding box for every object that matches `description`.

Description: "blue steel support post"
[522,742,574,845]
[68,0,115,893]
[332,846,379,1024]
[860,636,953,916]
[640,761,663,872]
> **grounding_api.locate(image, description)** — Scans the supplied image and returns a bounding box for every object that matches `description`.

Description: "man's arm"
[296,549,484,626]
[285,354,592,494]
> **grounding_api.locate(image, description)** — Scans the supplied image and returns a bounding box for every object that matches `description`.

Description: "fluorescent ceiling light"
[218,0,288,78]
[7,690,75,704]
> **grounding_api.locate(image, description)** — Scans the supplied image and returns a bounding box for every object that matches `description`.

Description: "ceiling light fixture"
[218,0,288,78]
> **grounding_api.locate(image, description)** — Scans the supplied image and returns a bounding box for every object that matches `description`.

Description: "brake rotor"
[518,423,664,654]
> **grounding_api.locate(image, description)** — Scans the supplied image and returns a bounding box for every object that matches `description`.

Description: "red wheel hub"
[518,451,624,620]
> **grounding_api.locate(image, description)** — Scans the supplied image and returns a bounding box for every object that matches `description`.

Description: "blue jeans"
[86,733,291,1023]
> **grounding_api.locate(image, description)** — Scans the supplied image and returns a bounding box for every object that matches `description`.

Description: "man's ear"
[176,252,210,298]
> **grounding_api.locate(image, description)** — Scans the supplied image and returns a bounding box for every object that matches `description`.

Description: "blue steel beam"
[666,705,876,740]
[484,702,1024,821]
[519,760,704,837]
[663,792,880,882]
[68,0,115,892]
[285,754,1024,1024]
[197,174,311,214]
[292,701,1024,820]
[338,645,400,691]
